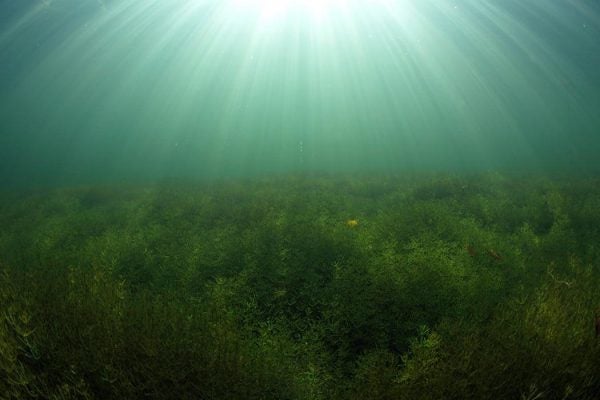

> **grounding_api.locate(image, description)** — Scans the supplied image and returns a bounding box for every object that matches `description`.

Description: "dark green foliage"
[0,174,599,399]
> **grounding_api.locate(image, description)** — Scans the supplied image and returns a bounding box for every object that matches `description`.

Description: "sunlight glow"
[227,0,364,24]
[230,0,349,13]
[1,0,597,178]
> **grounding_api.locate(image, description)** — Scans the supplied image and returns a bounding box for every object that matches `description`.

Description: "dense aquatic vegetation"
[1,174,600,399]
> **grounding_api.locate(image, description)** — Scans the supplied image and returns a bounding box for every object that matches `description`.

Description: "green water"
[2,2,600,399]
[1,0,599,186]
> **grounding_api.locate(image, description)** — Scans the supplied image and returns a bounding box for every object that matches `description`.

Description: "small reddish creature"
[465,244,502,262]
[487,249,503,261]
[466,244,477,257]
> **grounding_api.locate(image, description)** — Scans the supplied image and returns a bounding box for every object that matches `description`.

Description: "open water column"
[0,0,599,185]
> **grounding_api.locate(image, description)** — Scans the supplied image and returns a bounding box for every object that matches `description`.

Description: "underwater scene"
[1,0,600,399]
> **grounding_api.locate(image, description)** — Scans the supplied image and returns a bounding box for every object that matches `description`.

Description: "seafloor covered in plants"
[1,174,599,399]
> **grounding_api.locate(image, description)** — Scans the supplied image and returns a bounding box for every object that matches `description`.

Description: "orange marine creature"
[346,219,359,228]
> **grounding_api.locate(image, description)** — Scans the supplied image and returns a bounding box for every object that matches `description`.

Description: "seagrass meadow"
[1,0,600,399]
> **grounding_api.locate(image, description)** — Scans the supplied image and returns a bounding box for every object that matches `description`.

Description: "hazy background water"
[1,0,599,188]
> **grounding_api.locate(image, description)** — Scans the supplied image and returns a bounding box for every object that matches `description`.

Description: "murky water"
[2,3,600,398]
[1,0,599,187]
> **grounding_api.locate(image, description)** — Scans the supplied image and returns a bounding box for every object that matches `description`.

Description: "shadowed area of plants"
[0,173,600,399]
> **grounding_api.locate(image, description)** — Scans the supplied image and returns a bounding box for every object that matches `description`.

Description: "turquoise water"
[2,3,600,398]
[1,0,599,185]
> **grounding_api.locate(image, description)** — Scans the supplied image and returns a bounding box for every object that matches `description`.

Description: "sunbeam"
[0,0,599,185]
